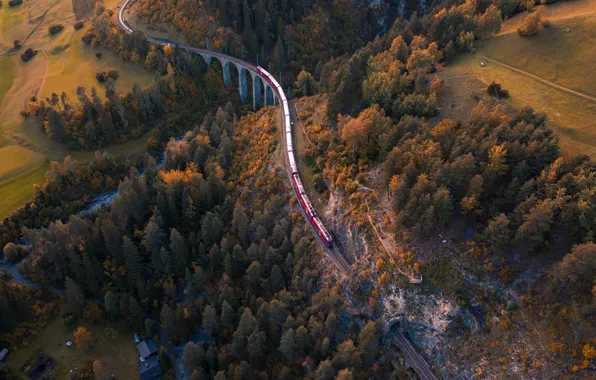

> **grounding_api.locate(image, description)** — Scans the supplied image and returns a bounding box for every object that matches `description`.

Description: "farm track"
[479,55,596,102]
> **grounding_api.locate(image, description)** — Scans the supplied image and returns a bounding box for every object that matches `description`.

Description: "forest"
[2,0,596,377]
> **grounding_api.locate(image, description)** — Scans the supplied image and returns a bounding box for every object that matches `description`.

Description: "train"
[118,0,333,248]
[256,66,333,248]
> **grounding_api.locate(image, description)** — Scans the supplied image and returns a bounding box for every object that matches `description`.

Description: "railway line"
[116,3,440,378]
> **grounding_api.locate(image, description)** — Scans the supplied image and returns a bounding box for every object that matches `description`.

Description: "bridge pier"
[252,74,263,111]
[239,68,248,104]
[222,61,232,86]
[265,86,274,107]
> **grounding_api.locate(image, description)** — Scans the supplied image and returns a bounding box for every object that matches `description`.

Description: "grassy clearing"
[481,8,596,97]
[0,57,14,145]
[0,160,49,219]
[5,304,140,379]
[469,54,596,156]
[39,24,155,102]
[439,0,596,157]
[0,145,46,184]
[0,4,24,33]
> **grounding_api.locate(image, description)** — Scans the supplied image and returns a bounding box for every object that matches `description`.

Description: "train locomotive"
[256,67,333,248]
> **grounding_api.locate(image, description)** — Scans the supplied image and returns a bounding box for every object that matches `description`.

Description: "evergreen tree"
[65,276,86,314]
[279,328,297,361]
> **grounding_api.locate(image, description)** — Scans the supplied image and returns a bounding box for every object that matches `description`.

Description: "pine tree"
[128,296,145,329]
[122,236,142,282]
[65,276,86,314]
[104,291,120,320]
[358,321,381,367]
[202,305,218,339]
[279,328,297,361]
[170,228,190,277]
[247,329,266,366]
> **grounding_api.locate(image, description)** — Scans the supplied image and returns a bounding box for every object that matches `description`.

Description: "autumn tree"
[293,70,318,97]
[518,12,544,36]
[549,243,596,299]
[93,360,108,380]
[74,327,93,351]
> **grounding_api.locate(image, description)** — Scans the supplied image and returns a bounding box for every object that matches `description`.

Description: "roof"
[139,356,162,380]
[137,340,158,359]
[0,348,8,361]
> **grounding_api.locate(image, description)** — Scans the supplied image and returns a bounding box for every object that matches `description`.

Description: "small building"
[0,348,9,362]
[136,340,158,362]
[65,341,73,348]
[139,356,163,380]
[133,334,141,343]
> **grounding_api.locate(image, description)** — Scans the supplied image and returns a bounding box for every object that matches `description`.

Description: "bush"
[312,173,328,193]
[96,69,119,83]
[74,20,84,30]
[48,24,64,35]
[13,40,21,49]
[8,0,22,7]
[518,12,543,36]
[95,52,102,59]
[20,48,37,62]
[81,29,97,45]
[487,81,509,98]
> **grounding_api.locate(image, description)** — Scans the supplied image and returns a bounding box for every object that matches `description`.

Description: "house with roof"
[137,340,158,361]
[139,356,162,380]
[136,340,162,380]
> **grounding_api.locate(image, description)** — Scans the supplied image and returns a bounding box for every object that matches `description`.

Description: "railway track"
[117,4,442,379]
[387,324,440,380]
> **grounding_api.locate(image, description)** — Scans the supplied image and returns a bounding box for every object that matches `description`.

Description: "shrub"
[13,40,21,49]
[487,81,509,98]
[8,0,22,7]
[95,69,119,83]
[20,48,37,62]
[81,29,97,45]
[48,24,64,35]
[518,12,543,36]
[74,20,84,30]
[312,173,328,193]
[95,52,102,59]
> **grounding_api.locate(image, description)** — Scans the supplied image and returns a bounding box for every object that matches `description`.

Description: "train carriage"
[257,66,333,248]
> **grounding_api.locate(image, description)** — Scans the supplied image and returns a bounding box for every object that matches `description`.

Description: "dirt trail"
[1,0,61,56]
[479,55,596,103]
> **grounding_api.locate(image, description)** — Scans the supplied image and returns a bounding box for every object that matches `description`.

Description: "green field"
[39,24,155,103]
[5,305,140,379]
[0,57,15,125]
[0,161,49,219]
[439,0,596,157]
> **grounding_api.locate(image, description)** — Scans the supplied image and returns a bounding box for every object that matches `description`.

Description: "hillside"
[439,0,596,157]
[0,0,155,218]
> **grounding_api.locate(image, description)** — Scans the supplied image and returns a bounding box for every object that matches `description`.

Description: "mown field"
[0,0,155,219]
[438,0,596,157]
